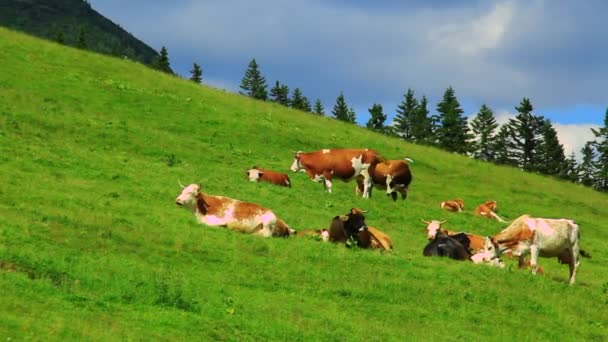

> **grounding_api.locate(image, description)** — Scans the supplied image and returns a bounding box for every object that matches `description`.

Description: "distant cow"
[246,166,291,187]
[422,219,485,253]
[175,182,294,237]
[474,201,506,222]
[440,198,464,212]
[327,208,392,250]
[295,228,330,241]
[423,230,472,261]
[482,214,589,284]
[355,158,413,201]
[290,148,384,198]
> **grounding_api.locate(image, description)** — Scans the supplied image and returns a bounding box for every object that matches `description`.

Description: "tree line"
[151,50,608,193]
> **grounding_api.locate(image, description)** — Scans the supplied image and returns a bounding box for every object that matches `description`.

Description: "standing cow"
[355,158,413,201]
[290,148,384,198]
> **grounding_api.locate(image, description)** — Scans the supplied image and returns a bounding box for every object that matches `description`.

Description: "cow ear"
[258,171,264,177]
[339,215,349,221]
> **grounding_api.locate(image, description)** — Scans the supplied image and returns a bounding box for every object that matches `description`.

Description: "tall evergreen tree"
[189,63,203,83]
[239,58,268,100]
[436,86,472,154]
[506,98,544,172]
[332,92,350,122]
[347,107,357,124]
[470,104,499,161]
[493,125,514,166]
[154,46,173,74]
[578,141,597,187]
[563,152,578,182]
[290,88,306,110]
[393,89,418,139]
[537,119,566,176]
[301,96,312,112]
[410,95,434,144]
[269,81,290,106]
[313,99,325,116]
[366,103,387,133]
[591,108,608,191]
[77,26,87,49]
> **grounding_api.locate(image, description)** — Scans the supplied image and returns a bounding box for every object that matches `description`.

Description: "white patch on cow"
[385,174,394,195]
[290,158,301,172]
[351,155,372,198]
[322,149,331,154]
[425,221,442,240]
[247,169,262,182]
[321,230,330,242]
[313,173,324,182]
[201,203,235,226]
[325,179,333,193]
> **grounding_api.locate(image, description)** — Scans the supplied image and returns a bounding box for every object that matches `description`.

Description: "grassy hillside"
[0,0,160,66]
[1,28,607,340]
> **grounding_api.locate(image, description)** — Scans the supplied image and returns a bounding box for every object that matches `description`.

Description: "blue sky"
[93,0,606,156]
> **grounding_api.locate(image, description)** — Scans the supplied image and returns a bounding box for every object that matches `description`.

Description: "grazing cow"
[482,214,587,284]
[355,158,413,201]
[422,219,486,253]
[423,230,472,261]
[175,183,295,237]
[327,208,392,250]
[290,148,384,198]
[474,200,506,222]
[246,166,291,187]
[440,198,464,212]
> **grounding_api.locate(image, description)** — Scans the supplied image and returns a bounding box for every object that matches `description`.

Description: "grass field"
[1,28,607,340]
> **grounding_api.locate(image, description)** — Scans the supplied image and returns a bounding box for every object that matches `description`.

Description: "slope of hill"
[0,0,160,66]
[0,28,607,340]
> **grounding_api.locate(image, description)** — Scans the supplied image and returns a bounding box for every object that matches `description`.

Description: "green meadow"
[1,28,607,340]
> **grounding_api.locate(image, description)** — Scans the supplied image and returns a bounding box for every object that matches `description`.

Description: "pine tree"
[436,86,472,154]
[537,119,566,176]
[366,103,387,133]
[411,95,433,144]
[578,141,597,187]
[332,92,350,122]
[154,46,173,74]
[189,63,203,83]
[591,108,608,191]
[347,107,357,124]
[563,152,578,182]
[493,125,514,166]
[301,97,312,112]
[506,98,544,172]
[313,99,325,116]
[470,104,499,161]
[239,58,268,100]
[77,27,87,49]
[269,81,289,106]
[290,88,306,110]
[393,89,418,139]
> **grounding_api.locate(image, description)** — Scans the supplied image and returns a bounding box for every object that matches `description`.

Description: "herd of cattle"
[175,148,590,285]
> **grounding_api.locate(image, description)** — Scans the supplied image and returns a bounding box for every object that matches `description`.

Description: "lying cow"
[175,182,294,237]
[474,200,506,222]
[290,148,384,198]
[423,230,472,261]
[422,219,485,253]
[246,166,291,187]
[327,208,392,251]
[295,228,330,241]
[440,198,464,212]
[355,158,413,201]
[482,214,589,284]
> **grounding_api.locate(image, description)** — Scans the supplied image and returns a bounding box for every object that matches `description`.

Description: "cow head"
[175,183,201,208]
[484,201,497,211]
[246,167,263,182]
[422,219,447,240]
[471,237,504,267]
[290,151,303,172]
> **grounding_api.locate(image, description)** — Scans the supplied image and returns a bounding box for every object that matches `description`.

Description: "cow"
[246,166,291,187]
[440,198,464,212]
[327,208,392,251]
[423,230,472,261]
[290,148,384,198]
[481,214,588,284]
[175,182,295,237]
[471,250,506,268]
[422,219,486,253]
[355,158,413,201]
[474,200,506,222]
[295,229,330,241]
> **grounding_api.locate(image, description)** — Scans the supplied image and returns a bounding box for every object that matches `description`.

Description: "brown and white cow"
[474,200,506,222]
[246,166,291,187]
[440,198,464,212]
[482,214,584,284]
[175,183,295,237]
[355,158,413,201]
[422,219,486,253]
[290,148,384,198]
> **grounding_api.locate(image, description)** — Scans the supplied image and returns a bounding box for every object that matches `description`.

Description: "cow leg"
[385,174,394,197]
[361,169,372,199]
[529,244,540,275]
[569,243,581,285]
[323,171,333,193]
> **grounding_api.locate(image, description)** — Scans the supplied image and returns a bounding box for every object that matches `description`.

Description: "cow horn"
[439,219,447,224]
[178,179,186,189]
[421,219,430,224]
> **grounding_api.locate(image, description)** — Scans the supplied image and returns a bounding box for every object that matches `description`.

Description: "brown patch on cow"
[273,219,293,237]
[197,193,231,216]
[232,201,267,221]
[368,226,393,251]
[441,199,464,212]
[250,167,291,187]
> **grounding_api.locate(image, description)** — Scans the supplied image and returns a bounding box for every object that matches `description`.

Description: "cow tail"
[579,249,591,258]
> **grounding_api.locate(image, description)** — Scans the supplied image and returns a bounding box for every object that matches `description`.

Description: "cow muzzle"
[175,200,183,206]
